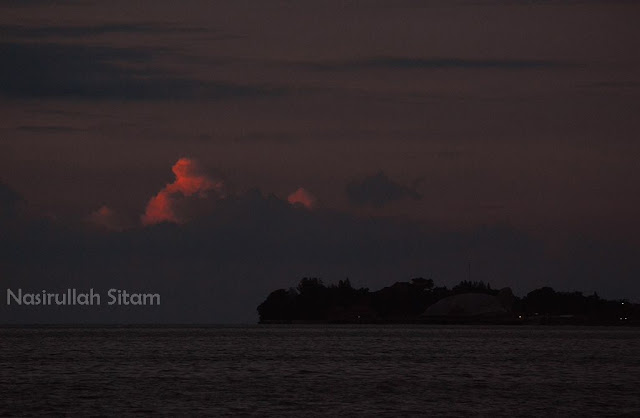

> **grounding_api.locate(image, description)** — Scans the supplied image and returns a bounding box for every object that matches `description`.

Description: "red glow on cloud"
[88,205,122,231]
[287,187,316,209]
[142,157,223,225]
[142,190,177,225]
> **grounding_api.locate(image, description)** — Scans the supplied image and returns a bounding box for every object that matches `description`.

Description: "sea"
[1,326,639,416]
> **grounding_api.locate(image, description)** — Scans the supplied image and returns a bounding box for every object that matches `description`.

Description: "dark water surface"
[1,326,639,416]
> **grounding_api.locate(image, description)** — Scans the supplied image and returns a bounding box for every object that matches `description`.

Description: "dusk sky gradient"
[1,0,639,322]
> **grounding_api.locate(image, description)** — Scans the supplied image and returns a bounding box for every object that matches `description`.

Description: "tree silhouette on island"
[258,278,637,325]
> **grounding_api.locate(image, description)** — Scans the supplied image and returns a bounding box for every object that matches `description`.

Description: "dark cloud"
[303,57,566,72]
[446,0,636,5]
[0,0,81,6]
[0,42,283,101]
[17,125,85,133]
[0,181,22,221]
[581,81,640,90]
[346,171,422,208]
[0,23,207,38]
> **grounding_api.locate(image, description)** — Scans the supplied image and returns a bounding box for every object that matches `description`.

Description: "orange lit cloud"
[142,157,224,225]
[87,205,122,231]
[287,187,316,209]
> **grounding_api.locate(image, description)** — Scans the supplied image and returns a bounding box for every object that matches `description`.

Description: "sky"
[1,0,639,323]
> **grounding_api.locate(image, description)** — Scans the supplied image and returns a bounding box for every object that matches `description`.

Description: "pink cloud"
[142,157,224,225]
[287,187,316,209]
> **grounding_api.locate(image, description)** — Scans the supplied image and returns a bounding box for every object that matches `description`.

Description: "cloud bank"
[0,42,283,101]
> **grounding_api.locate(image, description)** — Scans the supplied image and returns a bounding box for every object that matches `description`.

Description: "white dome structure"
[422,293,507,317]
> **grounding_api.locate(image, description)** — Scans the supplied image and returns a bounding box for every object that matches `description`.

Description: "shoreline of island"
[258,277,638,326]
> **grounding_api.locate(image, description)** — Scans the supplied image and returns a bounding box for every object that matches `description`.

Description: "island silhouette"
[258,278,637,325]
